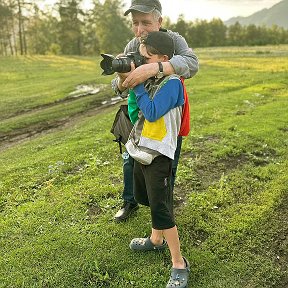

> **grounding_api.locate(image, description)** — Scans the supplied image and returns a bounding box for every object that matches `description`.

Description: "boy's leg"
[164,226,190,288]
[150,228,164,246]
[163,226,185,269]
[144,156,176,229]
[150,226,185,269]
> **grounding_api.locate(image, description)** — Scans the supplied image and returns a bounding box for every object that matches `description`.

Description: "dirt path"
[0,84,124,152]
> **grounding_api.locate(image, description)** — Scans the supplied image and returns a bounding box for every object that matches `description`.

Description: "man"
[112,0,199,222]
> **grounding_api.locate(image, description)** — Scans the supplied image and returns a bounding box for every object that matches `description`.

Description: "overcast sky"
[131,0,283,22]
[42,0,282,22]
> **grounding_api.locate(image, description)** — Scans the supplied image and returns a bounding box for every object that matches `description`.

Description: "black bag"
[110,105,133,152]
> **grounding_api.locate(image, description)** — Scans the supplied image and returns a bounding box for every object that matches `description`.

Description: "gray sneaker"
[129,237,167,251]
[166,257,190,288]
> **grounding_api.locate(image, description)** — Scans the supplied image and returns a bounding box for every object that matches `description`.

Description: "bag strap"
[113,138,123,154]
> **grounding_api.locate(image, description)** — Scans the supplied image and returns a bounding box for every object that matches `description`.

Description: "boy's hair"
[141,31,174,59]
[144,44,163,58]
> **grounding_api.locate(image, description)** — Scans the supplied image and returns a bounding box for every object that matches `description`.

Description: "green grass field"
[0,46,287,288]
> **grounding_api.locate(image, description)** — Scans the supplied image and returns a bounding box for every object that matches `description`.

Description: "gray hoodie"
[112,29,199,97]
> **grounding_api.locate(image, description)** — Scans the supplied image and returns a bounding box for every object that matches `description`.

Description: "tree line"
[1,0,288,56]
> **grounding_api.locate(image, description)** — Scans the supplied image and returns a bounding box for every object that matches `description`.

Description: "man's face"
[131,11,162,39]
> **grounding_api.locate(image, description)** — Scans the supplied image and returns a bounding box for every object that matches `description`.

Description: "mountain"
[225,0,288,29]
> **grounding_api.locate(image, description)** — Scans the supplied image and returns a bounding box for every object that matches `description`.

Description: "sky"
[42,0,283,22]
[156,0,282,22]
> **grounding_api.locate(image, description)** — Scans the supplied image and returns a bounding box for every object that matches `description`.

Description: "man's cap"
[142,31,174,59]
[124,0,162,16]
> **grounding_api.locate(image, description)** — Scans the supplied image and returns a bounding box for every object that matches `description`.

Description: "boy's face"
[139,44,166,64]
[131,11,162,39]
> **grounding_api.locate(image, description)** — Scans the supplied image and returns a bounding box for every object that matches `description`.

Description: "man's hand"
[117,62,136,92]
[122,63,158,88]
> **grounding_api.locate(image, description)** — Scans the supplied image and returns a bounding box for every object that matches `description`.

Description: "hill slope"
[225,0,288,28]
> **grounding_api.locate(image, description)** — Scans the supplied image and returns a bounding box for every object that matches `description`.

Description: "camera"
[100,52,145,75]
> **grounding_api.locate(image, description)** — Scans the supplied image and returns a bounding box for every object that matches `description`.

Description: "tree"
[171,14,188,39]
[187,19,210,47]
[26,5,59,54]
[58,0,84,55]
[161,16,172,30]
[244,24,260,45]
[0,1,12,55]
[91,0,133,54]
[227,22,244,46]
[208,18,226,47]
[15,0,34,54]
[81,9,100,55]
[1,0,288,56]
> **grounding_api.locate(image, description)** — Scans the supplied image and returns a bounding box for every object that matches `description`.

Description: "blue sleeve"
[132,79,184,122]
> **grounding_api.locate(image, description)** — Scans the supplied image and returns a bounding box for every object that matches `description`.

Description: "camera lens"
[100,54,116,75]
[112,57,132,73]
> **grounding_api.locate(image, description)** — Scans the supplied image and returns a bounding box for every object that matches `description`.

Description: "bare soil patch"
[0,84,123,151]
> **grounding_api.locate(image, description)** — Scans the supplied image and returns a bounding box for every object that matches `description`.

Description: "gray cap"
[124,0,162,16]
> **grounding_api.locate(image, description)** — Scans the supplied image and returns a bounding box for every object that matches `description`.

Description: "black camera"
[100,52,145,75]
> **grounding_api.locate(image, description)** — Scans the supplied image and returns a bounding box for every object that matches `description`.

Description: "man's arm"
[112,32,199,91]
[168,30,199,79]
[122,31,198,89]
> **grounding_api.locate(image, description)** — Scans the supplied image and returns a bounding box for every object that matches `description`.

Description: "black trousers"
[133,155,176,230]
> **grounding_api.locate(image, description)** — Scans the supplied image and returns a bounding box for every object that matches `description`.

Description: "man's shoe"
[114,202,139,222]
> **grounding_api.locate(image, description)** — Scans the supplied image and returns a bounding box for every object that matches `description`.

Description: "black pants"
[133,155,176,230]
[122,136,183,204]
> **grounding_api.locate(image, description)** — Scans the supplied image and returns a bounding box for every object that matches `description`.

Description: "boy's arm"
[133,79,184,122]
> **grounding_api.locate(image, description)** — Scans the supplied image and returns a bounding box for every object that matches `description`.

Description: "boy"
[126,31,190,288]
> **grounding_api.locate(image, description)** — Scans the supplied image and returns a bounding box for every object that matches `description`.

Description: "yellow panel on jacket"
[141,117,167,141]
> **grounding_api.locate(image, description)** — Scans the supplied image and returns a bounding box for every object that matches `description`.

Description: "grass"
[0,55,112,141]
[0,46,288,287]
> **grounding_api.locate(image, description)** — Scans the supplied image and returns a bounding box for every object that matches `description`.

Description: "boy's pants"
[122,136,183,204]
[133,155,175,229]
